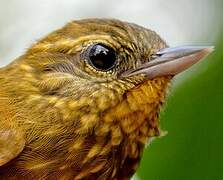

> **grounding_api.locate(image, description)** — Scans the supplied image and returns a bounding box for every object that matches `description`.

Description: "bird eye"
[86,43,117,71]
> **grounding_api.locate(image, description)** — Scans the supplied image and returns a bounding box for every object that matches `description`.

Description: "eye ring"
[84,43,117,71]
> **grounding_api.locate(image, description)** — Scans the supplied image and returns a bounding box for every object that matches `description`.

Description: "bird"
[0,18,213,180]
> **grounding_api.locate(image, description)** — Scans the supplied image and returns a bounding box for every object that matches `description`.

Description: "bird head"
[16,18,211,132]
[23,19,168,98]
[5,19,213,178]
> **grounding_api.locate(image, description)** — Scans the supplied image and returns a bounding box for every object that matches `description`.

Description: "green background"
[137,31,223,179]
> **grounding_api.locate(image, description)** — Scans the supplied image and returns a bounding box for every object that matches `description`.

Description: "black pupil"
[88,44,116,71]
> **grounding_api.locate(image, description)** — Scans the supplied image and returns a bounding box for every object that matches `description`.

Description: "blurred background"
[0,0,222,179]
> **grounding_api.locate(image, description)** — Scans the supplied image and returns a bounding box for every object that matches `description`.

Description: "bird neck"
[2,65,171,179]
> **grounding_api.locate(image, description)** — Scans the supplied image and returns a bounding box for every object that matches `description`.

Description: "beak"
[122,46,214,79]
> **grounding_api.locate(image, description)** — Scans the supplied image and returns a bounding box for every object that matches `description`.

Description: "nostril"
[151,53,161,60]
[43,67,52,72]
